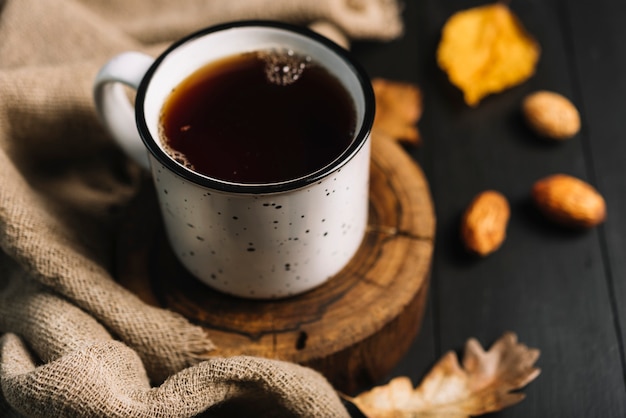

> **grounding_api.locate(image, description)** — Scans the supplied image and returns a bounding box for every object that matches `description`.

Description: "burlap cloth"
[0,0,403,416]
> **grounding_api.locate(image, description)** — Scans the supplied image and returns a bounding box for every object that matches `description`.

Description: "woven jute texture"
[0,0,403,416]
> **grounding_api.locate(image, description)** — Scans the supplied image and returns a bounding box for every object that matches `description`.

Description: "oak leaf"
[437,3,540,106]
[348,332,540,417]
[372,78,423,145]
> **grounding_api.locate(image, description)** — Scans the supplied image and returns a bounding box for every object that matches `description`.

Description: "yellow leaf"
[347,332,541,418]
[437,3,540,106]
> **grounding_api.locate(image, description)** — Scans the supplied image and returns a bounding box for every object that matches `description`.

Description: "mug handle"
[93,52,155,170]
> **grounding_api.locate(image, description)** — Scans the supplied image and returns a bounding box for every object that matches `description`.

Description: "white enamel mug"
[94,21,374,299]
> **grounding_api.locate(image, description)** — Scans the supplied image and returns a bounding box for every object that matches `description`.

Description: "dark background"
[352,0,626,416]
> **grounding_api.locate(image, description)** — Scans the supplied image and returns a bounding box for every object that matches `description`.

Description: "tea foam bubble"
[258,49,311,86]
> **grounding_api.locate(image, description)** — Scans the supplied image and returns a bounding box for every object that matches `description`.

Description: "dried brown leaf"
[372,78,423,146]
[349,332,540,418]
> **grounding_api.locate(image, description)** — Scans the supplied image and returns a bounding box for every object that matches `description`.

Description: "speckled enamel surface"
[150,138,370,299]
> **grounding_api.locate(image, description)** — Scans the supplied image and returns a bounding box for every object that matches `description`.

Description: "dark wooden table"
[351,0,626,416]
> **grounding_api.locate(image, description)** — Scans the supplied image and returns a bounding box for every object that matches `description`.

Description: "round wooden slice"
[115,137,435,394]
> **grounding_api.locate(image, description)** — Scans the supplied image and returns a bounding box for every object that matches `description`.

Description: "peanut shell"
[522,91,580,140]
[461,190,510,256]
[532,174,606,228]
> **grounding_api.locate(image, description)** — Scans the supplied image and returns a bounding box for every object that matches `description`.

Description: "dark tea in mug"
[159,50,357,184]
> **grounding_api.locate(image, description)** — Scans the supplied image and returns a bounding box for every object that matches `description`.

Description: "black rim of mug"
[135,20,375,194]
